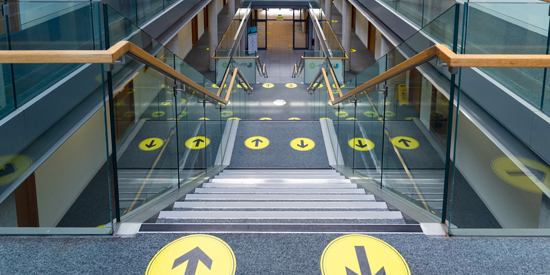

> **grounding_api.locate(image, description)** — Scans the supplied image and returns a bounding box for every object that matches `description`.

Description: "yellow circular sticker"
[152,111,165,118]
[381,101,391,106]
[385,111,396,117]
[139,138,164,151]
[199,117,210,120]
[228,117,241,120]
[161,101,173,106]
[335,111,348,118]
[221,111,233,117]
[332,84,345,89]
[346,118,357,120]
[348,138,374,151]
[288,117,301,120]
[392,136,419,150]
[146,234,236,275]
[181,99,187,104]
[363,111,377,118]
[321,234,410,275]
[185,136,210,149]
[313,83,324,88]
[260,117,272,120]
[331,20,338,22]
[405,117,418,120]
[290,138,315,151]
[492,156,550,194]
[320,117,330,120]
[263,83,275,88]
[245,136,270,149]
[0,155,33,186]
[350,49,356,53]
[178,111,188,118]
[285,83,297,88]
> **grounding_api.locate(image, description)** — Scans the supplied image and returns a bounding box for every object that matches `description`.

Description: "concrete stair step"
[210,179,352,184]
[173,201,388,209]
[193,188,365,194]
[184,194,376,201]
[202,183,359,189]
[158,210,404,220]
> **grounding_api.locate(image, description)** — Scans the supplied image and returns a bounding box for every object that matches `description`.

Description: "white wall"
[34,108,108,227]
[165,21,193,59]
[198,9,205,39]
[332,0,343,13]
[217,0,223,14]
[355,10,369,53]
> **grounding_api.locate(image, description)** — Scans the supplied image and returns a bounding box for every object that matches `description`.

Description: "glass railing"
[104,0,180,26]
[214,4,251,58]
[0,1,250,235]
[448,61,550,235]
[311,54,455,218]
[342,4,458,93]
[309,2,346,58]
[376,0,455,28]
[461,2,550,116]
[0,1,103,121]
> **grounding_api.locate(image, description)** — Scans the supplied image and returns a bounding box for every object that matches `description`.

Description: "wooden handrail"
[226,68,238,102]
[212,55,260,59]
[236,69,253,92]
[0,41,229,105]
[331,44,550,105]
[328,67,343,98]
[322,68,335,102]
[217,68,231,96]
[307,68,324,91]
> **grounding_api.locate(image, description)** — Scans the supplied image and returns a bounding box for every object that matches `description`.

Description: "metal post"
[440,3,460,224]
[208,0,218,71]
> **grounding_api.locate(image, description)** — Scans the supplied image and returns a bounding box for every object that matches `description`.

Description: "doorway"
[293,9,308,50]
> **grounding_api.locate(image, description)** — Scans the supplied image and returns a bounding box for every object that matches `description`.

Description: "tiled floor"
[259,21,303,84]
[183,5,376,84]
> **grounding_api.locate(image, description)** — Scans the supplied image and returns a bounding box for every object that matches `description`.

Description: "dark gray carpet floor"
[1,233,549,274]
[230,121,330,168]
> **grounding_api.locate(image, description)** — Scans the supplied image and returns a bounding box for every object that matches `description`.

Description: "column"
[325,0,332,24]
[228,0,235,22]
[240,27,246,54]
[342,0,352,71]
[208,0,218,71]
[314,30,320,52]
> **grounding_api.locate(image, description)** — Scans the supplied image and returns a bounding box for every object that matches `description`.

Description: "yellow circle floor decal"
[405,117,418,120]
[363,111,377,118]
[0,155,33,186]
[221,111,233,117]
[392,136,419,150]
[288,117,301,120]
[199,117,210,120]
[185,136,210,149]
[381,101,391,106]
[245,136,270,149]
[259,117,272,120]
[286,83,297,88]
[321,234,410,275]
[290,138,315,151]
[263,83,275,88]
[313,83,324,88]
[228,117,241,120]
[492,156,550,194]
[351,49,356,52]
[335,111,348,118]
[152,111,165,118]
[146,234,236,275]
[348,138,374,151]
[139,138,164,151]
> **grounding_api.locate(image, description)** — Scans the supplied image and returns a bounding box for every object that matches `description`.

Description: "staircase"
[356,169,445,213]
[151,169,410,230]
